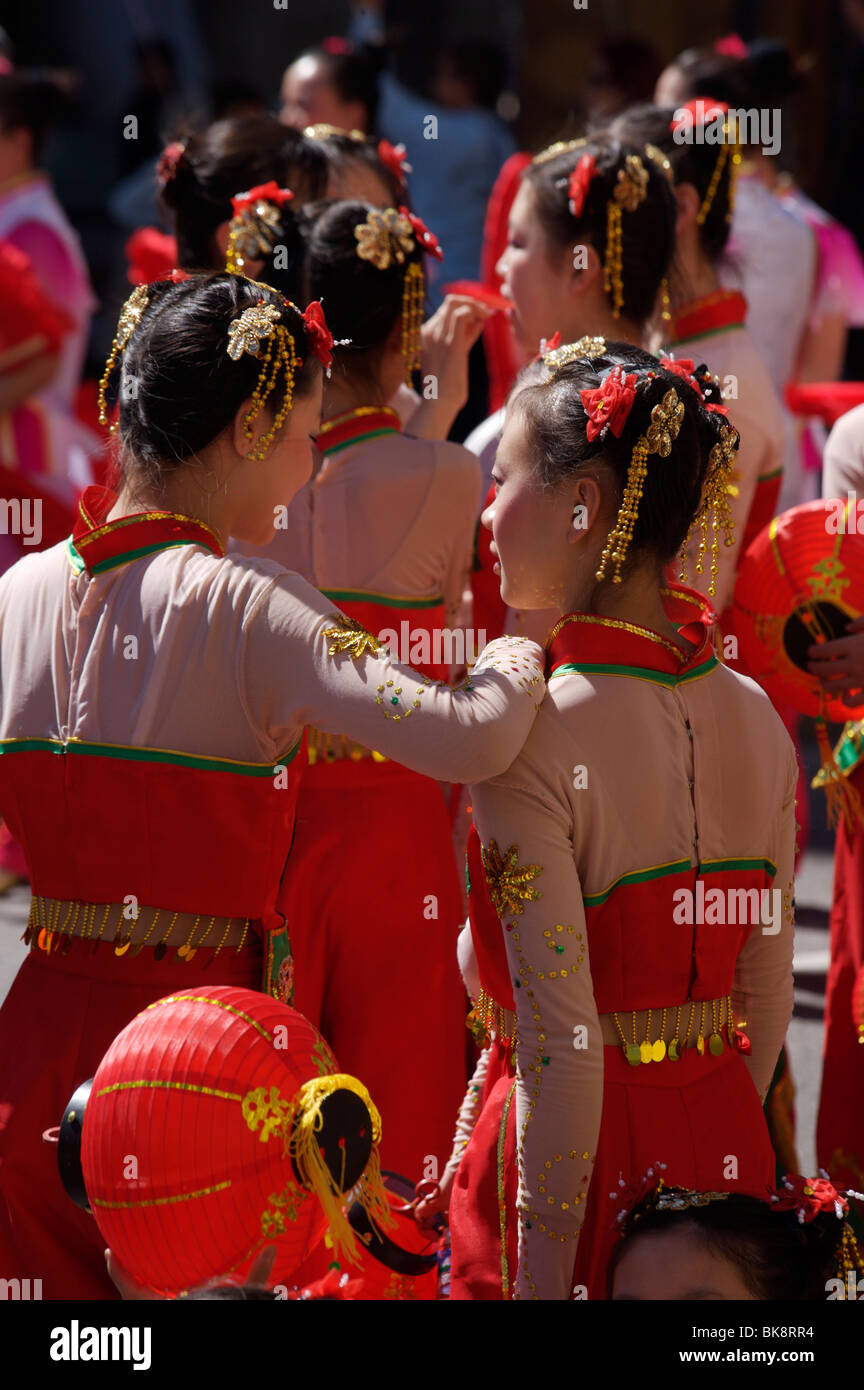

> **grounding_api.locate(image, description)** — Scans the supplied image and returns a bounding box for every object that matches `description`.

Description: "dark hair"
[304,130,408,207]
[607,1191,850,1301]
[522,137,676,325]
[305,199,425,361]
[608,103,735,260]
[114,274,321,487]
[160,116,328,276]
[512,344,729,569]
[301,46,380,132]
[0,72,66,161]
[663,46,756,111]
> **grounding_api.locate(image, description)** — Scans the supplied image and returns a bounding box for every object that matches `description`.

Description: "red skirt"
[0,937,261,1300]
[449,1038,776,1300]
[817,763,864,1193]
[279,759,468,1183]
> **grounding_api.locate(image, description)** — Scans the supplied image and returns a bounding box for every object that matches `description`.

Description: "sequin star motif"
[226,302,282,360]
[481,839,542,918]
[322,613,381,660]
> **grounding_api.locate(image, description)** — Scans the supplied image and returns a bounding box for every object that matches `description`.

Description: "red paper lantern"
[71,987,387,1295]
[732,500,864,721]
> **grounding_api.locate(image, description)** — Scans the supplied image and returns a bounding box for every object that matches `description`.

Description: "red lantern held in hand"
[55,987,392,1296]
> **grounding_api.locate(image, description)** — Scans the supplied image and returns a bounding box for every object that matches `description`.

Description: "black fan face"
[782,602,851,672]
[57,1078,93,1211]
[346,1170,438,1276]
[290,1087,372,1193]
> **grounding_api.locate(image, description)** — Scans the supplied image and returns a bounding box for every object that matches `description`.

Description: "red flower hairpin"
[378,140,412,188]
[568,153,597,218]
[399,206,444,262]
[580,364,638,441]
[301,299,335,371]
[659,355,703,398]
[770,1173,862,1224]
[671,98,730,134]
[156,141,186,187]
[715,34,749,59]
[169,268,191,284]
[538,330,562,359]
[231,182,294,216]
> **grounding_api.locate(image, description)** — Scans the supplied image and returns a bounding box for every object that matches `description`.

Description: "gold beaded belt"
[26,895,251,960]
[606,995,743,1065]
[307,728,389,766]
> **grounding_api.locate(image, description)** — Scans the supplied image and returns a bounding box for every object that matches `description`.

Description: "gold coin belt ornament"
[612,996,736,1065]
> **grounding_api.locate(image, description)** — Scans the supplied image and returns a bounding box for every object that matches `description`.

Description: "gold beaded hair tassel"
[401,261,424,383]
[97,285,150,431]
[603,202,624,319]
[243,324,300,461]
[595,438,648,584]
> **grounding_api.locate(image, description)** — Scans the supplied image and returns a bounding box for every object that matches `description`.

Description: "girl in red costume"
[0,273,545,1300]
[465,134,677,642]
[266,199,483,1181]
[422,343,796,1299]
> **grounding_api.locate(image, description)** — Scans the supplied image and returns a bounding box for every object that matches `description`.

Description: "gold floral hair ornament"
[532,136,588,166]
[226,296,302,461]
[354,207,415,271]
[595,383,686,585]
[353,207,433,383]
[98,284,150,431]
[604,154,649,320]
[303,123,366,142]
[542,335,607,376]
[225,182,294,275]
[679,421,738,595]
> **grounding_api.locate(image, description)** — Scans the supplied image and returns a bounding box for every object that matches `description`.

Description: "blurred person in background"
[584,36,663,123]
[654,40,815,514]
[279,39,380,135]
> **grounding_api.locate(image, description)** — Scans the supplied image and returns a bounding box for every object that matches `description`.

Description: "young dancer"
[260,199,482,1180]
[0,274,545,1299]
[438,343,796,1299]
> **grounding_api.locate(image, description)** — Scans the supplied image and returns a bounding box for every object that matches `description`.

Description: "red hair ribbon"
[231,182,294,216]
[378,140,412,187]
[670,98,730,134]
[156,142,186,187]
[715,34,749,59]
[770,1174,856,1224]
[580,364,638,441]
[301,299,334,371]
[322,36,353,56]
[568,153,597,218]
[659,355,703,398]
[399,206,444,262]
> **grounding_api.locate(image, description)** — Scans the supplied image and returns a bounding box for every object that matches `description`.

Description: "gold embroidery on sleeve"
[323,613,381,660]
[481,840,542,918]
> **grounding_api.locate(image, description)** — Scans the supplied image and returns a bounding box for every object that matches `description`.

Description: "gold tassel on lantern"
[814,714,864,831]
[288,1074,396,1266]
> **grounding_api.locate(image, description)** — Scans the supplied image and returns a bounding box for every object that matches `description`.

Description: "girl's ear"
[674,181,701,235]
[568,240,603,301]
[232,397,268,457]
[568,474,603,541]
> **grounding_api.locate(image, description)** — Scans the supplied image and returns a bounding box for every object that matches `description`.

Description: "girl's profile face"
[612,1227,758,1301]
[483,403,594,614]
[496,182,575,355]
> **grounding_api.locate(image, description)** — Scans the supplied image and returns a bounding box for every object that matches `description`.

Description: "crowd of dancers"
[2,26,864,1302]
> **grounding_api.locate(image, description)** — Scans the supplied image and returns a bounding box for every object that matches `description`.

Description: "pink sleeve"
[6,221,77,302]
[240,571,546,783]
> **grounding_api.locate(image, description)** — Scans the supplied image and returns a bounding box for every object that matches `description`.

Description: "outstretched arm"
[242,572,545,783]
